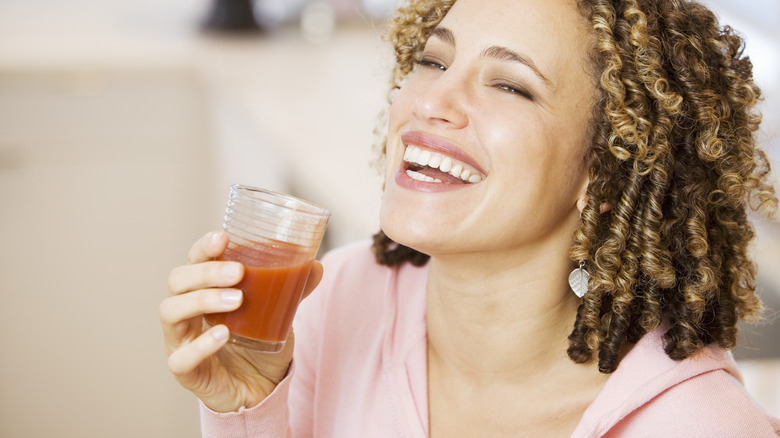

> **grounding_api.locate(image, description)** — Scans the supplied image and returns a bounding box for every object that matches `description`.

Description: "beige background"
[0,0,778,437]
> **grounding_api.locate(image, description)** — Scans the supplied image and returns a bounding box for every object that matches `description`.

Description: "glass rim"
[224,214,327,241]
[230,185,330,219]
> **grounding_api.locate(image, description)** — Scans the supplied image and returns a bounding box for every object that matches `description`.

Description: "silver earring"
[569,260,590,298]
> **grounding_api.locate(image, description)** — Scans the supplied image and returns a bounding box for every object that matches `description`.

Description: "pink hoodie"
[200,240,780,437]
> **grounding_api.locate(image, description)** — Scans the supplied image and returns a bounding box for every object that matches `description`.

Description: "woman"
[161,0,780,436]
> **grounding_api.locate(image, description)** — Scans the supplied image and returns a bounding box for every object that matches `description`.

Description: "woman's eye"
[496,83,534,101]
[415,58,446,71]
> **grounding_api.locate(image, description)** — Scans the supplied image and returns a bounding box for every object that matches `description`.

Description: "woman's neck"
[425,247,582,382]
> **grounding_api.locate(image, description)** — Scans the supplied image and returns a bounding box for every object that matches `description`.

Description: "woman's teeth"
[406,169,442,183]
[403,145,482,183]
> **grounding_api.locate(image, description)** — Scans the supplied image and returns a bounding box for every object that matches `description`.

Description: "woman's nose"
[410,70,469,129]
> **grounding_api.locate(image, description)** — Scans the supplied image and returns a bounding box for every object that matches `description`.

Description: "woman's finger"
[167,261,244,296]
[159,286,242,326]
[159,288,242,353]
[187,231,229,265]
[167,324,230,378]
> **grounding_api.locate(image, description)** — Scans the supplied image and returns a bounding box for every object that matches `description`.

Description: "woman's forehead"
[432,0,596,92]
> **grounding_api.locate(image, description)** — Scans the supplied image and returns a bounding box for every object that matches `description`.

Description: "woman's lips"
[395,167,472,192]
[400,131,486,184]
[400,131,488,177]
[393,131,486,192]
[403,145,481,183]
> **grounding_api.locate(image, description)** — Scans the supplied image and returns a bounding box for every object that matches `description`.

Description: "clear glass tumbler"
[204,185,330,352]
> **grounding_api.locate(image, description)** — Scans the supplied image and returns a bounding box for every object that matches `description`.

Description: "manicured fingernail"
[209,231,222,246]
[211,325,229,341]
[222,262,241,280]
[221,289,242,304]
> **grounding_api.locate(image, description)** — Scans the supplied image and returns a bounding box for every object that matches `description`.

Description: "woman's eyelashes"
[494,82,534,101]
[415,57,447,71]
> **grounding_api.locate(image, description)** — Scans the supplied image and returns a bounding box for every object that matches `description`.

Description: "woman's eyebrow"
[481,46,551,86]
[428,26,551,87]
[430,26,456,46]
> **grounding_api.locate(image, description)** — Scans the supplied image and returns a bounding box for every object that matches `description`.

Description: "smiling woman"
[160,0,780,436]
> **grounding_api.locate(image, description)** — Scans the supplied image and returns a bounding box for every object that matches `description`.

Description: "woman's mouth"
[402,144,483,184]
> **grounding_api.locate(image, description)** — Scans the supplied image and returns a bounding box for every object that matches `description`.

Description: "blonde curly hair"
[371,0,778,373]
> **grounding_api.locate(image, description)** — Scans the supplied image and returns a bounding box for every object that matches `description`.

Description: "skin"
[380,0,609,436]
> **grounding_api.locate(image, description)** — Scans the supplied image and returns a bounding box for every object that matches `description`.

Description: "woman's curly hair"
[372,0,778,373]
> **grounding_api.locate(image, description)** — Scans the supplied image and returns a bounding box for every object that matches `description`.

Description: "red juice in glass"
[206,241,314,346]
[204,185,329,352]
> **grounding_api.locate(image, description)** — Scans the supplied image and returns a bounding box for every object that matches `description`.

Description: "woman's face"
[380,0,597,258]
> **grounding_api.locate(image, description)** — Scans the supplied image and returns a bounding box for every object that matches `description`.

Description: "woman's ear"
[576,179,612,215]
[577,195,613,215]
[576,175,590,214]
[576,194,589,214]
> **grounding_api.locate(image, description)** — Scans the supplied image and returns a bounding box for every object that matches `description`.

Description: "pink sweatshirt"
[201,240,780,437]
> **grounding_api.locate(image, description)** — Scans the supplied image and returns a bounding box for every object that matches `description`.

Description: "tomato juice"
[205,241,315,346]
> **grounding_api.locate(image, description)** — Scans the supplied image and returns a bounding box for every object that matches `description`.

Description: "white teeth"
[439,156,453,173]
[405,146,420,163]
[415,150,432,166]
[449,164,463,178]
[428,154,442,169]
[406,169,442,183]
[402,144,483,183]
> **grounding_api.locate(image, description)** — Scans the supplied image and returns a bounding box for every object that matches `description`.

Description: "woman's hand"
[159,231,323,412]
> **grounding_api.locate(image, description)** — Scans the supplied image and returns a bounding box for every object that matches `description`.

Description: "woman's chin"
[379,219,457,259]
[379,187,472,257]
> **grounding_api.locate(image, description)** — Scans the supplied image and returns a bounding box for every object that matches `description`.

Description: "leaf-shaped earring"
[568,260,590,299]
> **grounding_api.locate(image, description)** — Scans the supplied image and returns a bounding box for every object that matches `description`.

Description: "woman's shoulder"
[301,239,426,321]
[293,239,428,367]
[320,239,382,272]
[318,239,428,297]
[316,240,395,296]
[604,366,780,436]
[577,326,780,437]
[302,239,428,334]
[593,332,780,436]
[293,240,391,351]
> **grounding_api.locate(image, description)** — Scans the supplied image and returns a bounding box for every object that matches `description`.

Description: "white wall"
[0,2,388,436]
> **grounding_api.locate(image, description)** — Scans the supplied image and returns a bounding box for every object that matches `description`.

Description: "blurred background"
[0,0,777,436]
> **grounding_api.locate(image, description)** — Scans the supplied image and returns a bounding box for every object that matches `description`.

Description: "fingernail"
[211,325,229,341]
[209,231,222,246]
[222,262,241,280]
[221,289,242,304]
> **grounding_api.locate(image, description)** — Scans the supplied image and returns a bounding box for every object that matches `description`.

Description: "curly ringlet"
[371,0,778,373]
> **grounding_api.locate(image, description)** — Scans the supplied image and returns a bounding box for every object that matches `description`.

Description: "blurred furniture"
[204,0,261,31]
